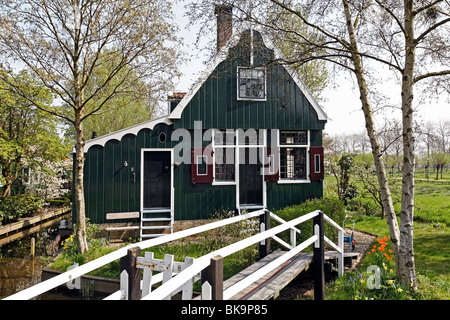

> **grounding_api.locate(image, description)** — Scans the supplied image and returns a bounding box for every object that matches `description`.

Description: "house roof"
[82,25,327,153]
[169,24,328,122]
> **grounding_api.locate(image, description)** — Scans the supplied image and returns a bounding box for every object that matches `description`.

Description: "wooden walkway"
[0,207,71,246]
[223,249,358,300]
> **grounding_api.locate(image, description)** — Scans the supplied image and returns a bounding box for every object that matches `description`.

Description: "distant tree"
[0,69,67,197]
[0,0,182,253]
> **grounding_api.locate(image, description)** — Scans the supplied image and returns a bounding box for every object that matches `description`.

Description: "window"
[237,67,266,100]
[214,148,235,181]
[238,128,263,145]
[280,148,307,179]
[279,130,308,181]
[280,131,307,145]
[214,130,236,183]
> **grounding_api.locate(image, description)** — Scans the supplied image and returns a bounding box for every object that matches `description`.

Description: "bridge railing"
[3,209,344,301]
[140,210,344,300]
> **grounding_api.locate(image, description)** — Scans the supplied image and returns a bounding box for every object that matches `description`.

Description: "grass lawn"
[347,169,449,298]
[353,216,449,283]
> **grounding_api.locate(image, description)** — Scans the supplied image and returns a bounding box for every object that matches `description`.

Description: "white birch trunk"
[342,0,401,263]
[398,0,417,289]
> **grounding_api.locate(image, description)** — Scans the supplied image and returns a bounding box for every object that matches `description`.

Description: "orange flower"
[373,245,377,249]
[389,250,393,254]
[387,256,392,261]
[384,236,388,242]
[367,251,371,255]
[372,249,376,253]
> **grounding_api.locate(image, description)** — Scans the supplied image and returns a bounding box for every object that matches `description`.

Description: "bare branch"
[415,17,450,45]
[413,69,450,84]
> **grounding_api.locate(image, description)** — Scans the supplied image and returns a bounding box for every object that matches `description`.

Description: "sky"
[171,2,449,137]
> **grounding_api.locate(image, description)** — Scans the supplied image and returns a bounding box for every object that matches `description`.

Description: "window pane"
[280,131,307,145]
[215,148,235,181]
[239,68,265,99]
[280,147,307,179]
[238,129,263,145]
[215,130,235,145]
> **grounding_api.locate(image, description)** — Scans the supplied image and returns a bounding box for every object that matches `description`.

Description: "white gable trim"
[169,25,328,122]
[83,115,172,152]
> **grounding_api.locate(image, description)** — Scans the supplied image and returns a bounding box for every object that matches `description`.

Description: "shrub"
[0,194,43,226]
[273,197,346,249]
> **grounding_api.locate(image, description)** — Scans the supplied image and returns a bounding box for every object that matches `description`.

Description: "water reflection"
[0,257,45,298]
[0,215,70,299]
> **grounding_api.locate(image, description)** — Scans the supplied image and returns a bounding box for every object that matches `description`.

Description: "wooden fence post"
[259,210,271,260]
[120,246,141,300]
[313,211,325,300]
[201,255,223,300]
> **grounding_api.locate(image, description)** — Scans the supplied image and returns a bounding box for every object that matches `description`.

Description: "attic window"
[237,67,266,100]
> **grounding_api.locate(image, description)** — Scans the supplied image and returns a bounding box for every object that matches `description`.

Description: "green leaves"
[0,68,69,196]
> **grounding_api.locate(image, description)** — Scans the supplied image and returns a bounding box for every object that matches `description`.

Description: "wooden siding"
[173,31,326,131]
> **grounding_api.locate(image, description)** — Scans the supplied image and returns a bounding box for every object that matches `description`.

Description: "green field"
[347,169,450,283]
[324,168,449,299]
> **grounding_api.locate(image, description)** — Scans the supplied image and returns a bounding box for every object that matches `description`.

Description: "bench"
[106,212,140,242]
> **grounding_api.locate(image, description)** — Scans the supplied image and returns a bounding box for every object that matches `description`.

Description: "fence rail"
[3,209,344,301]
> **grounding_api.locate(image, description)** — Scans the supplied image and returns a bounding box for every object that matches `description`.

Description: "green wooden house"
[76,8,328,238]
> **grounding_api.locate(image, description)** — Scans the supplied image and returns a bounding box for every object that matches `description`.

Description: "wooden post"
[313,211,325,300]
[120,247,141,300]
[30,237,35,257]
[201,255,223,300]
[259,210,271,260]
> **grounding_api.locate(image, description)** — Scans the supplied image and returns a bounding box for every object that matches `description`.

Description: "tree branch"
[415,17,450,45]
[413,70,450,84]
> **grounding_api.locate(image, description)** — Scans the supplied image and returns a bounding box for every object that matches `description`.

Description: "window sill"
[277,179,310,184]
[212,181,236,186]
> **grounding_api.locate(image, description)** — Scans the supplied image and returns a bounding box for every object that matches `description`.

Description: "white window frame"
[212,130,237,186]
[277,130,311,184]
[237,67,267,101]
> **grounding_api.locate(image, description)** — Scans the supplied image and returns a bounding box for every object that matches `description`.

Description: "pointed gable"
[169,25,327,130]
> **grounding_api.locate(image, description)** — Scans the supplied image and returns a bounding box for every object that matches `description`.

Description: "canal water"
[0,216,70,299]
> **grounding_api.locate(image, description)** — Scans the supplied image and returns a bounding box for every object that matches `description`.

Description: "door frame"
[235,130,267,212]
[140,148,174,215]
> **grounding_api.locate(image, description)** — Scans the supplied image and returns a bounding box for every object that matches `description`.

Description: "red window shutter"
[310,146,324,181]
[191,147,213,184]
[264,147,279,181]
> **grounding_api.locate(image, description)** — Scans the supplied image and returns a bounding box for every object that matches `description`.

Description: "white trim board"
[83,115,172,152]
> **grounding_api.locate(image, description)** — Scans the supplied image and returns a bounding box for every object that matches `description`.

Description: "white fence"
[4,209,344,300]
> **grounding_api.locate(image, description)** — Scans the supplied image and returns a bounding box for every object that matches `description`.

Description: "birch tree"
[0,0,182,253]
[188,0,450,288]
[270,0,450,288]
